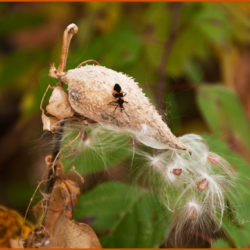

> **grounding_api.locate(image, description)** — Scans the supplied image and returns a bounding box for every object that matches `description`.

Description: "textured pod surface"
[61,65,188,151]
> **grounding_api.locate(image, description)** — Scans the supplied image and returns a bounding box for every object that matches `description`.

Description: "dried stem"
[46,24,78,191]
[77,59,100,68]
[47,128,82,192]
[57,23,78,74]
[46,121,65,193]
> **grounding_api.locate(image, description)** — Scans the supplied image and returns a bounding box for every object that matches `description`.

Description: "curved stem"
[57,23,78,74]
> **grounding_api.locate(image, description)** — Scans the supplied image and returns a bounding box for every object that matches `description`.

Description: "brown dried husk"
[46,86,74,120]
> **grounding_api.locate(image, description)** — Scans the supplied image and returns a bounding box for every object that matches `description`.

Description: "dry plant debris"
[24,163,101,248]
[0,206,33,247]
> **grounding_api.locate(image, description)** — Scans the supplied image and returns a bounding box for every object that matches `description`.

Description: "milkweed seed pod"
[50,64,189,151]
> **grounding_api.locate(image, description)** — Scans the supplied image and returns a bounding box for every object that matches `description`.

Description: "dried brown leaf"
[43,178,80,233]
[41,111,60,132]
[9,238,24,248]
[46,86,74,120]
[47,214,101,248]
[0,206,33,245]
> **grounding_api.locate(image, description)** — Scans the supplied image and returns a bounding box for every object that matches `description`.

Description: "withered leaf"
[47,214,101,248]
[46,86,74,120]
[0,206,33,245]
[41,110,60,132]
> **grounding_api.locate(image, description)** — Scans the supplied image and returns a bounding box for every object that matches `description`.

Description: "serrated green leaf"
[74,181,170,248]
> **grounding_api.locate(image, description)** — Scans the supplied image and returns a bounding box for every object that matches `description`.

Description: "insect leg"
[108,101,117,106]
[113,105,119,113]
[124,109,130,118]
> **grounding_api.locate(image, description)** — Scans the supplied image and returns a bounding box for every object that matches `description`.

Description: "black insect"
[109,83,128,115]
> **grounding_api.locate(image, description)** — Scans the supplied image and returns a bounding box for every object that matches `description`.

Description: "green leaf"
[22,68,58,117]
[184,60,203,84]
[212,239,231,248]
[144,3,171,42]
[144,42,163,70]
[62,127,132,174]
[166,3,232,77]
[203,134,250,222]
[197,85,250,151]
[74,182,170,248]
[0,50,49,90]
[203,134,250,248]
[68,23,142,71]
[0,51,32,89]
[221,217,250,248]
[166,25,209,77]
[179,2,203,25]
[3,181,35,208]
[0,12,45,35]
[165,92,182,134]
[194,5,232,46]
[202,134,250,175]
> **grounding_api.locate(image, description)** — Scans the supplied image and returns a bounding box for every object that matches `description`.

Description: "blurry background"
[0,2,249,247]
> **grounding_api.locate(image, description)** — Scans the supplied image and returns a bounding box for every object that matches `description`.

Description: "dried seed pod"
[46,86,74,120]
[51,65,188,151]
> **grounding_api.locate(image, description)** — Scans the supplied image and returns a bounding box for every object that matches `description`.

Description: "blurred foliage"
[198,85,250,151]
[0,2,250,248]
[74,182,170,248]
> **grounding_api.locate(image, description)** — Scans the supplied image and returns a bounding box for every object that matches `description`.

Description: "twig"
[46,23,78,192]
[23,178,49,237]
[47,129,82,190]
[77,59,100,68]
[46,121,65,193]
[57,24,78,74]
